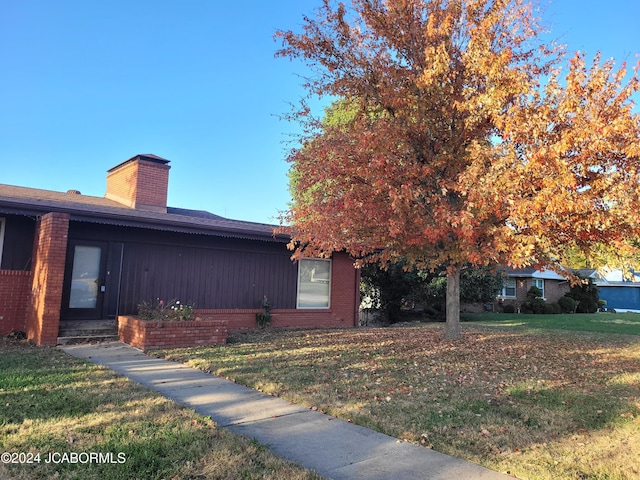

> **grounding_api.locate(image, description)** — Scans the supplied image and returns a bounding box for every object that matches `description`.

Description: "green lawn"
[0,338,321,480]
[462,311,640,335]
[157,321,640,480]
[4,312,639,480]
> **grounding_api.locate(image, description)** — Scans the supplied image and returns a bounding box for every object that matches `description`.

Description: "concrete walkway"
[60,341,511,480]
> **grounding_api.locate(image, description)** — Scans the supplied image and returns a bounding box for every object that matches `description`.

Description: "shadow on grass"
[1,338,323,480]
[156,324,640,478]
[0,352,149,425]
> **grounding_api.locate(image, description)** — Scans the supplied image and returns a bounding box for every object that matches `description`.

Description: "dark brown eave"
[71,213,288,242]
[0,195,289,243]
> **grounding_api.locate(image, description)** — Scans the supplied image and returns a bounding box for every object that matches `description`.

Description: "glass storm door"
[62,241,108,320]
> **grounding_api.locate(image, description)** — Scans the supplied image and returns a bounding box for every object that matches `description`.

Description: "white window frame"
[296,258,331,309]
[501,277,516,298]
[0,217,5,268]
[532,279,545,298]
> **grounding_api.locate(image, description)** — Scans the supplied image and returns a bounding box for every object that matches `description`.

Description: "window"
[501,278,516,297]
[297,258,331,308]
[0,217,5,268]
[532,279,545,298]
[69,245,102,308]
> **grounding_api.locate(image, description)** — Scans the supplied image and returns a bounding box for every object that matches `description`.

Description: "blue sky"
[1,1,638,225]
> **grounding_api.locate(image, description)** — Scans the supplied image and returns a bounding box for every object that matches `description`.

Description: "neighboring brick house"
[0,154,360,345]
[497,268,570,311]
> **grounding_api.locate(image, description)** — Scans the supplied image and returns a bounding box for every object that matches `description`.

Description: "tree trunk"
[445,264,461,340]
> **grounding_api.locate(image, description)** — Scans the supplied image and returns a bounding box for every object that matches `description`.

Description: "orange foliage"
[276,0,640,336]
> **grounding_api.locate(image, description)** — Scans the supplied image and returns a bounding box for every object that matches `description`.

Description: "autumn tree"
[276,0,640,339]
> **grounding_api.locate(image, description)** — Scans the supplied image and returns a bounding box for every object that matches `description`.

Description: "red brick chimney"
[106,154,170,213]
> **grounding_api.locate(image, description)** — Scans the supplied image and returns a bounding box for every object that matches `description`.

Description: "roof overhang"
[0,199,289,243]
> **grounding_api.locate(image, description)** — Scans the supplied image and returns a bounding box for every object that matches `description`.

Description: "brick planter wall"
[118,316,228,351]
[193,308,355,330]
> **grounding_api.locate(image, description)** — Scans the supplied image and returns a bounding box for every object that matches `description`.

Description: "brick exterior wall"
[118,316,227,351]
[106,158,169,212]
[540,279,570,303]
[515,278,570,303]
[25,212,69,346]
[516,278,529,302]
[0,270,32,335]
[499,277,570,311]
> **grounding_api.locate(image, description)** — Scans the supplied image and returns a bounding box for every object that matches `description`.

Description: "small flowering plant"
[255,295,272,328]
[137,298,195,321]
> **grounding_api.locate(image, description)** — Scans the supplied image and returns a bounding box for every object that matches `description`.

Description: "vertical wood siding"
[117,240,298,314]
[1,215,36,270]
[66,222,299,316]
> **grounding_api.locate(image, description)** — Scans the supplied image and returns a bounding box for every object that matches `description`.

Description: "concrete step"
[57,320,118,345]
[57,334,120,345]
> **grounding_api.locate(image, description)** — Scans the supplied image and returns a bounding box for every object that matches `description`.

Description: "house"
[0,154,361,346]
[590,268,640,312]
[497,267,570,309]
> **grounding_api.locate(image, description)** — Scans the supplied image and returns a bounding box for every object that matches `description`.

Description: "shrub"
[566,278,600,313]
[529,298,547,314]
[137,298,195,321]
[256,295,272,328]
[558,295,578,313]
[527,286,543,299]
[360,261,504,323]
[522,286,544,314]
[360,260,423,323]
[521,287,560,314]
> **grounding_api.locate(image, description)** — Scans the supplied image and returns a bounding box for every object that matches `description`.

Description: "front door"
[62,241,108,320]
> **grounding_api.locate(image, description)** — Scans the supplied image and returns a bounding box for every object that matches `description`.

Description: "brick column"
[26,212,70,346]
[330,252,360,326]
